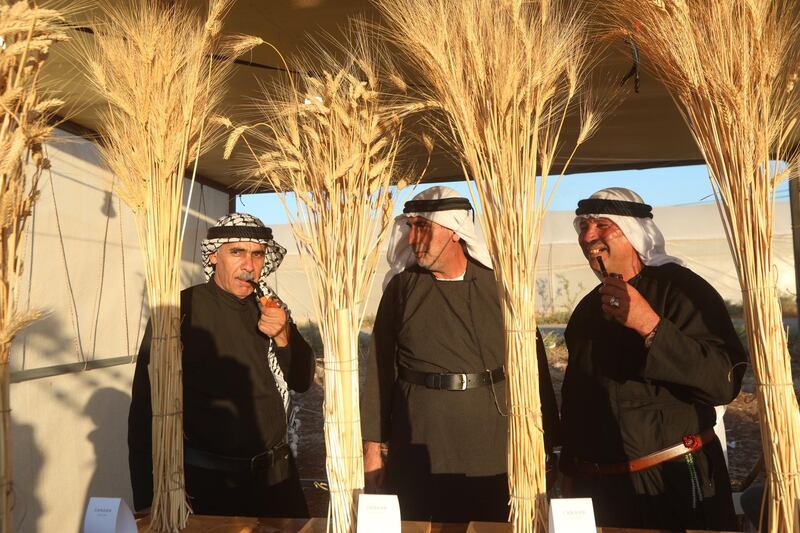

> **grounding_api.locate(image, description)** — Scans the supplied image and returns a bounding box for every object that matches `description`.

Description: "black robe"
[560,263,747,531]
[128,279,314,516]
[361,259,560,522]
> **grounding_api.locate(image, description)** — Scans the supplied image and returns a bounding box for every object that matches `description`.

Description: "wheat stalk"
[225,27,422,533]
[607,1,800,531]
[372,0,607,530]
[0,1,67,531]
[81,1,259,530]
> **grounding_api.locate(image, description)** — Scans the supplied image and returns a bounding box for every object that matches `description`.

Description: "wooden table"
[135,517,466,532]
[136,515,738,532]
[136,515,309,532]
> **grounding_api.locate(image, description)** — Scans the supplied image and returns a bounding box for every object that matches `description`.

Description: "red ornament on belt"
[682,434,700,450]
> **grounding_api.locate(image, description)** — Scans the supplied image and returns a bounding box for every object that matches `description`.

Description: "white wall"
[11,366,135,533]
[9,128,230,533]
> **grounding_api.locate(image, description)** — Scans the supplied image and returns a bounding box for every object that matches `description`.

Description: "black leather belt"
[184,442,290,473]
[398,366,504,391]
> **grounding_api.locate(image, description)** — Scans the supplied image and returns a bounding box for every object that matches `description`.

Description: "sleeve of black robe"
[361,275,401,443]
[128,320,154,512]
[641,268,747,406]
[274,321,315,393]
[536,329,560,451]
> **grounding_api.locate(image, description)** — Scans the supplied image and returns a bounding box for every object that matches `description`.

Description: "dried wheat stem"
[229,26,418,532]
[81,0,252,530]
[0,2,67,531]
[608,1,800,530]
[373,1,606,530]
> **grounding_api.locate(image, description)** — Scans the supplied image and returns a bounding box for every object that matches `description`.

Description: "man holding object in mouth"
[559,188,746,531]
[128,213,314,518]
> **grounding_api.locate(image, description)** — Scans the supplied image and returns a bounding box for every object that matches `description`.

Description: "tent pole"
[789,177,800,336]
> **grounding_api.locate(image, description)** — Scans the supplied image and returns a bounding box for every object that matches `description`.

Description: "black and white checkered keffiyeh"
[200,213,301,454]
[201,212,287,287]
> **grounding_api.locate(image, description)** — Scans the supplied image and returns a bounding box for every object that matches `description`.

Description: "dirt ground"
[292,325,800,517]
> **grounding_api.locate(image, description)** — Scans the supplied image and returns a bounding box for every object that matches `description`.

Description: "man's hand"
[363,441,385,493]
[598,275,660,337]
[258,297,290,347]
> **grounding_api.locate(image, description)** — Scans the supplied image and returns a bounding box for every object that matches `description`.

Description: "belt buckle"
[455,373,468,391]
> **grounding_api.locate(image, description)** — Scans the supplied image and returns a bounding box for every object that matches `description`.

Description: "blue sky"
[237,164,791,224]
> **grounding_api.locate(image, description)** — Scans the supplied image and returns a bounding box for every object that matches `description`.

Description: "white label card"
[83,497,137,533]
[357,494,401,533]
[548,497,596,533]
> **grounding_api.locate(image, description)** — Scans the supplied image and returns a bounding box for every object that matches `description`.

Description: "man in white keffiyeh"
[560,188,746,531]
[362,187,560,523]
[128,213,314,518]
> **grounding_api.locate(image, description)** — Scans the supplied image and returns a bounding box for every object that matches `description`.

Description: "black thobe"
[128,280,314,517]
[361,259,560,522]
[561,263,747,531]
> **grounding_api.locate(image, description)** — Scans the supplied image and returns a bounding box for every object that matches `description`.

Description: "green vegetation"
[297,320,323,355]
[535,274,585,324]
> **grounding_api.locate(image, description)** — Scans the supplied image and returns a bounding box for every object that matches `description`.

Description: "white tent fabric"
[11,129,230,372]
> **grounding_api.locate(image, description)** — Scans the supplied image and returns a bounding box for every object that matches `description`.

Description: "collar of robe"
[207,277,258,308]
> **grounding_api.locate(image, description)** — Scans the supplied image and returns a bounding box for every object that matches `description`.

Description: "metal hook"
[621,37,641,93]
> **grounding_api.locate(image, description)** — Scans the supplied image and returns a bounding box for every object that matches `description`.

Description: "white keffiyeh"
[384,186,493,288]
[572,187,684,268]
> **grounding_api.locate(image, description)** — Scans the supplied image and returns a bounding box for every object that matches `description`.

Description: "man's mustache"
[235,272,255,281]
[582,239,605,252]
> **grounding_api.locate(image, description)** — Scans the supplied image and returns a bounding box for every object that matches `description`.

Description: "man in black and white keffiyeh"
[128,213,315,518]
[200,213,291,412]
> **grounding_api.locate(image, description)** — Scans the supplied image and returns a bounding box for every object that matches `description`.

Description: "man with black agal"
[361,186,560,523]
[560,187,746,531]
[128,213,314,517]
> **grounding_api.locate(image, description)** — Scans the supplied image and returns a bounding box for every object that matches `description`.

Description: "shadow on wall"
[14,313,76,373]
[83,388,134,513]
[11,420,43,533]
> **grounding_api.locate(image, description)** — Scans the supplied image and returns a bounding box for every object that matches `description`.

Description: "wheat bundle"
[0,1,67,531]
[608,1,800,531]
[372,0,608,530]
[82,1,259,530]
[226,31,420,532]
